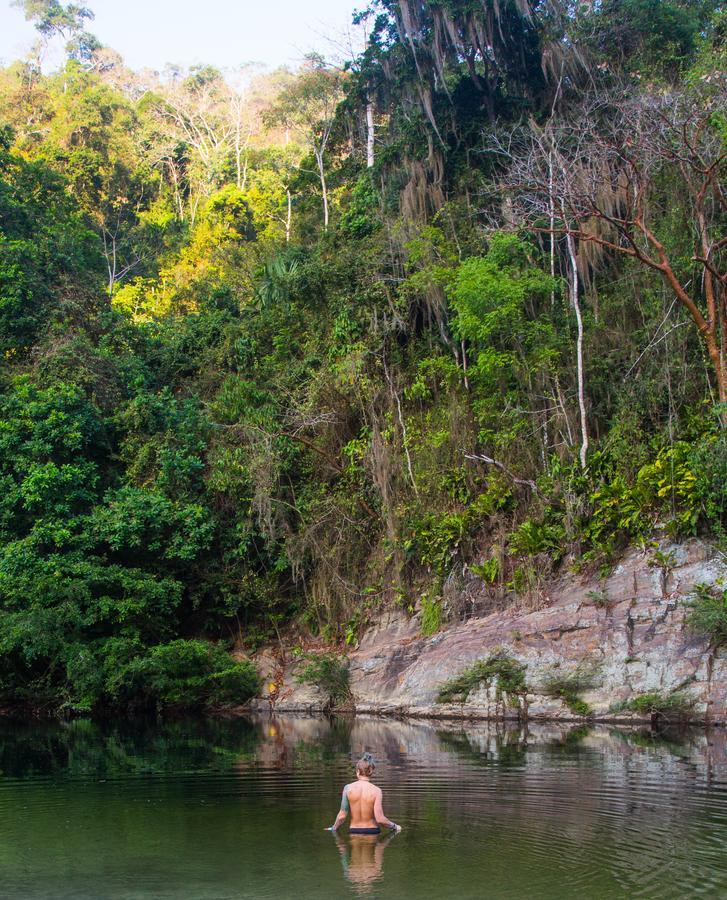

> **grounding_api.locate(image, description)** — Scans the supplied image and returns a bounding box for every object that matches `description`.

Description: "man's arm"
[326,785,350,832]
[374,788,402,832]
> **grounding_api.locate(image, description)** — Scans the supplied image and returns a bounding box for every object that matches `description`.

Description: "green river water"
[1,714,726,899]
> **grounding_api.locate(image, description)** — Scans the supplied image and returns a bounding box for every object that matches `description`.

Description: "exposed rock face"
[253,540,727,724]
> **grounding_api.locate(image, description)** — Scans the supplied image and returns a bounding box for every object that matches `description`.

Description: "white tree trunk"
[566,231,589,470]
[315,149,329,230]
[235,132,242,188]
[548,152,556,307]
[366,100,375,168]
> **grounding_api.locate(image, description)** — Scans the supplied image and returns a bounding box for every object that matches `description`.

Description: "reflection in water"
[0,716,261,779]
[333,831,397,894]
[0,714,727,898]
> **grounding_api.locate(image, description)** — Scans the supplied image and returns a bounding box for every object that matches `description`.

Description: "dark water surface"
[1,714,727,899]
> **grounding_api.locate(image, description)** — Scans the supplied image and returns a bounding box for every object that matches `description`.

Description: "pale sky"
[0,0,363,72]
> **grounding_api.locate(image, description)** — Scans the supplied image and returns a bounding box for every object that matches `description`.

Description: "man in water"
[326,753,402,834]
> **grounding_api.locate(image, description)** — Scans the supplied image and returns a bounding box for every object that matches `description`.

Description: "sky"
[0,0,363,72]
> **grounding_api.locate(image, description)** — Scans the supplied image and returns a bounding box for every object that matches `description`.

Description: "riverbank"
[251,539,727,725]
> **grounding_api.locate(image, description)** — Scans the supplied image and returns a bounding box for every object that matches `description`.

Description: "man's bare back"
[326,754,401,834]
[345,779,382,829]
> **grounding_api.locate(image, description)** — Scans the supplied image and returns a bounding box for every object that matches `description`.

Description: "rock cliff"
[252,539,727,724]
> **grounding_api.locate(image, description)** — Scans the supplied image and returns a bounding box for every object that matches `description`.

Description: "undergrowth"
[684,582,727,646]
[420,594,443,636]
[294,651,350,709]
[539,664,600,716]
[612,691,694,721]
[436,652,527,705]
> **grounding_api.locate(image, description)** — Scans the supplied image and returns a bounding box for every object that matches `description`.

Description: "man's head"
[356,752,375,777]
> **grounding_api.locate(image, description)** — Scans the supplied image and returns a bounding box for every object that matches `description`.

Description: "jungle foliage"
[0,0,725,711]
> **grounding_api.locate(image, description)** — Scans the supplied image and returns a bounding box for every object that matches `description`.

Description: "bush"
[586,589,610,608]
[295,652,350,709]
[690,430,727,540]
[585,437,724,554]
[471,556,500,585]
[420,594,442,636]
[684,582,727,646]
[613,691,694,720]
[406,511,468,574]
[116,640,260,710]
[436,652,527,705]
[539,664,600,716]
[57,639,261,713]
[509,519,566,560]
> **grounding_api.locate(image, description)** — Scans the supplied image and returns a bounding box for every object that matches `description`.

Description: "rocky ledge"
[252,539,727,725]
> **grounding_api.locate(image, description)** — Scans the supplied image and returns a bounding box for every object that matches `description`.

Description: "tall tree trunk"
[566,231,589,469]
[366,100,375,168]
[235,132,241,188]
[548,152,556,307]
[315,149,329,230]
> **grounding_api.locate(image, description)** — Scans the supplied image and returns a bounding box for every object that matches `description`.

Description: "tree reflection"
[0,717,261,778]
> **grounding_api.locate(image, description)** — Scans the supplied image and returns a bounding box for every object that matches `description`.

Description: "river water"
[1,714,727,899]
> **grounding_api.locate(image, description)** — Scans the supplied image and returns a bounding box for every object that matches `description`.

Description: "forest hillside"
[0,0,725,713]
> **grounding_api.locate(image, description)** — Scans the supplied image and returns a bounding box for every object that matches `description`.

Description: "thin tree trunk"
[315,149,328,230]
[548,152,556,307]
[460,339,469,391]
[395,390,418,497]
[554,372,574,447]
[285,189,292,243]
[566,231,589,469]
[235,131,241,188]
[110,234,116,296]
[366,100,375,168]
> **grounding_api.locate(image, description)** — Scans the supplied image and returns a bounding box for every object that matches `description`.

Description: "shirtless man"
[326,753,402,834]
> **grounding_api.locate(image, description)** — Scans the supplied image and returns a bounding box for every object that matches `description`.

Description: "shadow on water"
[1,713,727,898]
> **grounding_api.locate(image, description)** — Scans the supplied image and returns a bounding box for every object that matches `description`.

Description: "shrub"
[613,692,694,720]
[109,639,260,710]
[690,429,727,540]
[436,652,527,705]
[420,594,442,636]
[295,652,350,708]
[637,442,699,537]
[587,476,650,551]
[509,519,566,560]
[471,556,500,585]
[539,664,600,716]
[406,512,468,573]
[586,589,610,608]
[586,440,716,553]
[684,582,727,646]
